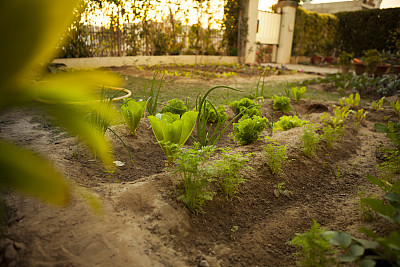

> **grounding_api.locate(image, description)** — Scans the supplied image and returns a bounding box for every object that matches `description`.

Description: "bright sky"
[86,0,399,27]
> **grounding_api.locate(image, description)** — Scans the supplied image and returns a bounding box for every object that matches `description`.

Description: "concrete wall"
[52,55,238,69]
[301,0,377,14]
[245,0,259,64]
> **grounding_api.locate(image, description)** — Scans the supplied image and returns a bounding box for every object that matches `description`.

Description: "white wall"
[53,55,238,69]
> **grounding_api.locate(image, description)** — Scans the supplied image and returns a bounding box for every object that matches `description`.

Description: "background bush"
[336,8,400,57]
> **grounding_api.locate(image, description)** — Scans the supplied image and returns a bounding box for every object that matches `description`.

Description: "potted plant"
[363,49,390,77]
[352,57,366,75]
[338,51,354,73]
[310,54,323,65]
[323,41,336,64]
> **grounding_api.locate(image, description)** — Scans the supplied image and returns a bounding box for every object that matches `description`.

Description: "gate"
[256,11,281,45]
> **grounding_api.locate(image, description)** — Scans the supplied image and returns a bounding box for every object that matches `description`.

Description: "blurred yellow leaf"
[0,140,70,205]
[0,0,80,90]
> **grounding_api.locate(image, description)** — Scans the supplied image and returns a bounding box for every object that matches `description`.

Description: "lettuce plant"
[230,97,261,117]
[120,98,146,135]
[273,95,292,113]
[200,102,228,123]
[233,115,268,145]
[148,111,198,165]
[321,106,350,128]
[159,98,188,116]
[273,115,309,132]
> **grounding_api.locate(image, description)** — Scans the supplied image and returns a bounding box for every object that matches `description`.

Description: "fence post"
[276,1,297,64]
[244,0,259,64]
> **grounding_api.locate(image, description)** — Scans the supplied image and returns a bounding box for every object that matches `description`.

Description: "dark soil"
[0,71,397,267]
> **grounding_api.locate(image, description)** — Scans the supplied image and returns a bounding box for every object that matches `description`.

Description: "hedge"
[336,8,400,57]
[292,8,338,57]
[292,7,400,57]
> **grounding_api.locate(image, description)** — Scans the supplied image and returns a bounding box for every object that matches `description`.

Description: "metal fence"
[59,22,225,58]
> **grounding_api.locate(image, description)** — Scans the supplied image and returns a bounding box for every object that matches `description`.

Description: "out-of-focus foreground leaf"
[0,0,78,91]
[0,0,121,206]
[0,141,70,205]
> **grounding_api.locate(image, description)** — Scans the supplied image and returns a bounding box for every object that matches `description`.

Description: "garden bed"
[0,70,397,266]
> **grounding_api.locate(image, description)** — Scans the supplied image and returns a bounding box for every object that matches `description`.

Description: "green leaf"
[0,140,70,205]
[349,244,365,257]
[362,259,376,267]
[352,237,379,250]
[366,174,390,191]
[385,193,400,203]
[374,123,388,133]
[327,231,352,247]
[179,111,198,145]
[359,228,379,239]
[361,198,396,223]
[338,254,357,262]
[148,111,198,165]
[385,231,400,249]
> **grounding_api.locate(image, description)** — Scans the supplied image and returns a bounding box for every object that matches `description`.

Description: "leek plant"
[194,86,250,147]
[87,90,133,162]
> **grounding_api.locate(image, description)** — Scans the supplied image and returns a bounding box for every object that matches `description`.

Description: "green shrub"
[233,115,268,145]
[301,124,320,158]
[230,97,261,117]
[174,144,216,214]
[292,8,338,57]
[321,125,344,149]
[272,95,292,113]
[336,8,400,56]
[211,147,253,199]
[159,98,188,115]
[289,220,336,267]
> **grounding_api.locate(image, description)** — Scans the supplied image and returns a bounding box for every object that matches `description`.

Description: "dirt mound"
[0,91,395,266]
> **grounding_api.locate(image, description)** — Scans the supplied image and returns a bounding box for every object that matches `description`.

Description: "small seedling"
[352,109,368,131]
[339,93,360,109]
[372,97,385,111]
[230,226,239,240]
[274,182,292,198]
[354,186,374,222]
[390,100,400,116]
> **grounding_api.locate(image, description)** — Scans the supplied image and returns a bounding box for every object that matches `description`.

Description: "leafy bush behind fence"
[59,21,224,58]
